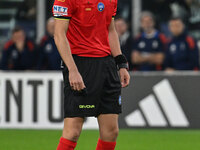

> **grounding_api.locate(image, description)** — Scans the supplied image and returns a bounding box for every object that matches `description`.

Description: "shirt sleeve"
[52,0,76,20]
[112,0,118,17]
[158,33,168,52]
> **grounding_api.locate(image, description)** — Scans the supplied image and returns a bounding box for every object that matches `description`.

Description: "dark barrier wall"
[119,72,200,129]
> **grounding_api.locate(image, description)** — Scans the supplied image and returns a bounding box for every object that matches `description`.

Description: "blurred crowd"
[0,17,60,70]
[115,12,199,71]
[142,0,200,38]
[0,11,199,72]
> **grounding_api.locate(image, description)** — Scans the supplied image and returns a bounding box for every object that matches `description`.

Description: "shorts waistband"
[72,54,112,60]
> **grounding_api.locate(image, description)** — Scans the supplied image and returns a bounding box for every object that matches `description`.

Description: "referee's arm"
[108,19,130,88]
[54,19,85,91]
[108,19,122,57]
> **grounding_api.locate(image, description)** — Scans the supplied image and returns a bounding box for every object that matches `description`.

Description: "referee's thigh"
[97,114,119,142]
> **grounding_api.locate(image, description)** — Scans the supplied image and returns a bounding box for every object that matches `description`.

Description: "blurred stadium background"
[1,0,200,150]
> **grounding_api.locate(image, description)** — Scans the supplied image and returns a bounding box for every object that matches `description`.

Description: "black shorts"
[62,55,122,118]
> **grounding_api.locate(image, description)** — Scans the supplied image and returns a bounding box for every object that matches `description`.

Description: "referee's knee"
[63,129,82,142]
[62,118,84,142]
[100,126,119,142]
[110,127,119,140]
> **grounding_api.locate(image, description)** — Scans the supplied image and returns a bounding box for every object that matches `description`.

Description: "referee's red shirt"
[53,0,117,57]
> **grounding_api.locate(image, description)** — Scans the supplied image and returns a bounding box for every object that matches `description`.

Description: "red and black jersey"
[53,0,118,57]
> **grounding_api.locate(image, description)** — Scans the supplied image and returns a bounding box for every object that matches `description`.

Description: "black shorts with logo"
[62,55,122,118]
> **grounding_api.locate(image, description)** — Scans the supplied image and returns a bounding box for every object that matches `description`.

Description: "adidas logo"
[125,79,190,127]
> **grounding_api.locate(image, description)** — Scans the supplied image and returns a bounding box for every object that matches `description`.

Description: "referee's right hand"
[69,69,86,91]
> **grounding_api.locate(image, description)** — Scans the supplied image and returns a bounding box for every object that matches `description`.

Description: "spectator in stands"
[131,11,167,71]
[143,0,190,37]
[37,17,61,70]
[0,27,36,70]
[115,17,133,70]
[165,17,199,71]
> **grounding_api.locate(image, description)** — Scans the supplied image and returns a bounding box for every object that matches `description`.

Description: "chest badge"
[97,2,105,12]
[170,44,177,54]
[180,42,186,51]
[45,43,53,53]
[12,50,18,59]
[152,40,159,49]
[138,41,146,49]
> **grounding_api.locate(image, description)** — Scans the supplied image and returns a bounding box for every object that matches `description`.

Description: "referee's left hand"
[119,68,130,88]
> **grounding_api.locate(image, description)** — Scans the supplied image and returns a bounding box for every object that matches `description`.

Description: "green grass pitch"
[0,129,200,150]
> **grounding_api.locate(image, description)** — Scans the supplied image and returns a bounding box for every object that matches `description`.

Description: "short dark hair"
[169,17,184,23]
[12,26,24,34]
[115,16,128,23]
[140,11,155,22]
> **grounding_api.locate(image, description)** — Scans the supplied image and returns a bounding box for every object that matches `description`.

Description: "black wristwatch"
[114,54,129,70]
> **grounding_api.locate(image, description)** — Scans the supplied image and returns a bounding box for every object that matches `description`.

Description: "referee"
[53,0,130,150]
